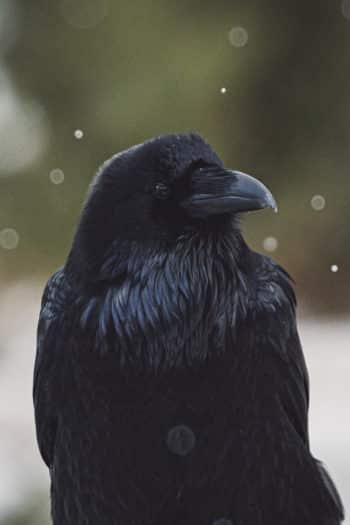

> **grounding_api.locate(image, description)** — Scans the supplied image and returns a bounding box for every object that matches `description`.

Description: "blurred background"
[0,0,349,523]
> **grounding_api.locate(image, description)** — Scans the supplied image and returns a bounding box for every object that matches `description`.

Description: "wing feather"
[33,269,70,467]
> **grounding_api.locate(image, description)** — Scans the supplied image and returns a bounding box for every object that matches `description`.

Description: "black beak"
[181,166,277,218]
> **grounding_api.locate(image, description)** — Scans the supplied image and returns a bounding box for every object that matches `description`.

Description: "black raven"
[34,133,344,525]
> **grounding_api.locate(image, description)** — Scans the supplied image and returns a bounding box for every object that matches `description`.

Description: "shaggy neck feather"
[78,227,249,371]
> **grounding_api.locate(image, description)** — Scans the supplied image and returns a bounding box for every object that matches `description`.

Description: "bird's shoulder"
[36,268,76,359]
[40,267,73,320]
[244,250,296,319]
[36,267,74,368]
[34,268,76,466]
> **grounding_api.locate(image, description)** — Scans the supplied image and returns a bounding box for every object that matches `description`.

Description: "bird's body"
[34,133,343,524]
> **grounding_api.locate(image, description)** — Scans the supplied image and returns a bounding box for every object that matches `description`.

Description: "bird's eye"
[154,182,171,200]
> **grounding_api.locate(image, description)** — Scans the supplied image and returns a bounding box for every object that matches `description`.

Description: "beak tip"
[264,190,278,213]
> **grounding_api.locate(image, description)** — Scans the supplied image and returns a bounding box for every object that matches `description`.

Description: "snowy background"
[0,1,349,523]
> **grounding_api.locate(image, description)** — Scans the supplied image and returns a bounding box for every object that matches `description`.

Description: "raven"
[34,133,344,525]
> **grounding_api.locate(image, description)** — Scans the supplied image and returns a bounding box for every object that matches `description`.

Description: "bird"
[34,133,344,525]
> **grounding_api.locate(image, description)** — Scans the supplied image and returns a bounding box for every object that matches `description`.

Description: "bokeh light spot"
[0,228,19,250]
[167,425,196,456]
[49,169,65,185]
[330,264,339,273]
[310,194,326,211]
[74,129,84,139]
[228,26,248,47]
[59,0,109,29]
[263,236,278,252]
[341,0,350,20]
[220,87,227,94]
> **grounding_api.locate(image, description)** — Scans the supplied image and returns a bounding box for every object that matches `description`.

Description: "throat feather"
[80,232,245,370]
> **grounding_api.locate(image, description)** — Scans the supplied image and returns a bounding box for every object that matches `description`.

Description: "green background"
[1,0,350,313]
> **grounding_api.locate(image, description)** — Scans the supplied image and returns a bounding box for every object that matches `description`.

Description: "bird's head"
[67,133,276,283]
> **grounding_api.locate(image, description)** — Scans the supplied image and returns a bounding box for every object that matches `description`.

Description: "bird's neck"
[76,228,250,370]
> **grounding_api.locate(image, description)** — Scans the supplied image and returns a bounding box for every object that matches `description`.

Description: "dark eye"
[154,182,171,200]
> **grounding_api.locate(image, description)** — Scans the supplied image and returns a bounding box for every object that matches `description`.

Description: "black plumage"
[34,133,344,525]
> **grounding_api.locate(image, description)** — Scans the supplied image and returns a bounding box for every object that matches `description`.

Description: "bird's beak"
[181,166,277,218]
